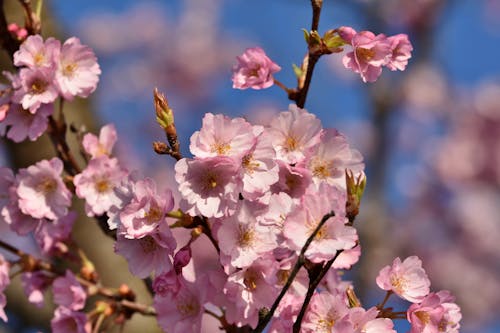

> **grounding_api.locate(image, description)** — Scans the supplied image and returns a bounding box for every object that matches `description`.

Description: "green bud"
[346,170,366,222]
[322,29,346,53]
[292,63,303,79]
[154,88,174,130]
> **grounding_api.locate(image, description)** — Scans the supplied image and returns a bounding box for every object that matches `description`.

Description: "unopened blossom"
[12,68,58,113]
[232,46,281,90]
[386,34,413,71]
[16,157,72,220]
[0,103,53,142]
[376,256,431,303]
[301,291,350,333]
[189,113,256,159]
[82,123,117,159]
[284,184,357,263]
[301,129,364,189]
[51,306,90,333]
[407,290,461,333]
[13,35,60,69]
[7,23,27,41]
[154,280,205,333]
[0,254,10,322]
[118,178,174,239]
[342,30,392,83]
[21,271,51,308]
[175,156,241,218]
[55,37,101,100]
[73,156,128,217]
[53,270,87,311]
[114,222,176,278]
[224,256,279,328]
[217,201,277,270]
[267,104,323,164]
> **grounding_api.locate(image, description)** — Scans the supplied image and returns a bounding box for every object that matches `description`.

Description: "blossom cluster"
[0,34,100,142]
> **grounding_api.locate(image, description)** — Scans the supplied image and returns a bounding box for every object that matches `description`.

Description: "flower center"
[284,135,298,151]
[356,47,375,61]
[144,205,163,224]
[390,275,408,294]
[415,311,430,325]
[243,270,259,291]
[316,315,335,332]
[176,296,200,317]
[237,225,255,248]
[242,153,260,174]
[34,53,45,66]
[63,63,78,77]
[139,236,158,253]
[202,172,219,191]
[210,141,231,155]
[36,177,57,194]
[312,161,331,179]
[30,78,47,94]
[94,179,110,193]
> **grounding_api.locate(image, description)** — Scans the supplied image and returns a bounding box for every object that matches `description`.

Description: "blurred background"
[1,0,499,332]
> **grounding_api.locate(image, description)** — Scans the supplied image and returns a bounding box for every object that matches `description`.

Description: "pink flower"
[407,290,461,333]
[301,291,350,333]
[13,35,60,69]
[53,270,87,311]
[114,222,176,278]
[175,156,241,218]
[154,280,205,333]
[267,104,323,164]
[55,37,101,100]
[0,254,10,322]
[189,113,256,159]
[376,256,431,303]
[386,34,413,71]
[232,46,281,90]
[283,184,357,263]
[73,156,128,217]
[152,270,182,297]
[21,271,51,308]
[118,178,174,239]
[7,23,27,41]
[51,306,90,333]
[0,103,53,142]
[224,256,279,328]
[12,68,59,113]
[82,123,117,159]
[271,161,312,199]
[300,129,364,189]
[217,201,277,270]
[340,307,396,333]
[342,30,392,83]
[16,157,72,220]
[34,212,76,255]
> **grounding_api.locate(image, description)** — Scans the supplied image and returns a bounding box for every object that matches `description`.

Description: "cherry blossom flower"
[189,113,256,159]
[53,270,87,311]
[284,184,357,263]
[154,280,205,333]
[51,306,90,333]
[34,212,76,255]
[386,34,413,71]
[175,156,241,218]
[271,161,312,199]
[21,271,51,308]
[73,156,128,217]
[0,103,53,142]
[267,104,323,165]
[13,35,60,69]
[232,46,281,90]
[12,68,59,112]
[300,129,364,189]
[224,256,279,328]
[0,254,10,322]
[82,123,117,159]
[340,306,396,333]
[407,290,461,333]
[153,271,182,297]
[118,178,174,239]
[16,157,72,220]
[301,291,350,333]
[55,37,101,100]
[342,30,392,83]
[217,201,277,270]
[376,256,431,303]
[114,222,176,278]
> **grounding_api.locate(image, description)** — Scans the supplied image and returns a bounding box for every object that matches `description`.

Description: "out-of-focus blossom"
[82,123,117,159]
[232,47,281,90]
